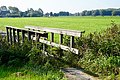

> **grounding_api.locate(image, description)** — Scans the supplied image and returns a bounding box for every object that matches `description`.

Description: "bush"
[76,22,120,77]
[0,39,32,67]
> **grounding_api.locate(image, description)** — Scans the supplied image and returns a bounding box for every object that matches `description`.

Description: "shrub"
[76,22,120,77]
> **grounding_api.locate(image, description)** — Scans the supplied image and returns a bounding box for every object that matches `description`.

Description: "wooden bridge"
[6,26,85,54]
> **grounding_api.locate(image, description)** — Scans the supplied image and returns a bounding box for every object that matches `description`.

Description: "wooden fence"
[6,26,85,54]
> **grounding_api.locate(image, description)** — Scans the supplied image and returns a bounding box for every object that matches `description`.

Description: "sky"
[0,0,120,13]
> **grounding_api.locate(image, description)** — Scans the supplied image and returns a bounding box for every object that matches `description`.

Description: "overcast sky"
[0,0,120,13]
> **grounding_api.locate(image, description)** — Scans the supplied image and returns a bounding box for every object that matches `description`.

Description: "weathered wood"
[17,29,20,43]
[43,38,46,53]
[28,31,31,41]
[6,26,48,40]
[22,30,25,43]
[9,28,12,44]
[25,26,84,37]
[70,36,74,48]
[6,26,83,54]
[59,34,63,44]
[7,26,47,35]
[6,27,9,42]
[13,29,16,43]
[51,32,54,42]
[37,39,79,54]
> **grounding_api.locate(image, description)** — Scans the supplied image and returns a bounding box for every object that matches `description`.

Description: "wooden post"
[43,32,46,53]
[22,30,25,43]
[70,36,74,48]
[28,31,31,41]
[17,29,20,43]
[9,28,12,44]
[6,27,9,42]
[59,34,63,57]
[59,34,63,44]
[35,32,38,47]
[51,32,54,42]
[13,29,16,43]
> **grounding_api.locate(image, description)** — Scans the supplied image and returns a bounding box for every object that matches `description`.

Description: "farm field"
[0,16,120,35]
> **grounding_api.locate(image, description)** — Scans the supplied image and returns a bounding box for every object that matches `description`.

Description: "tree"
[50,12,53,16]
[92,10,100,16]
[59,11,69,16]
[0,6,8,11]
[38,8,43,17]
[81,10,87,16]
[85,11,92,16]
[8,6,19,14]
[100,9,112,16]
[112,10,120,16]
[44,12,50,17]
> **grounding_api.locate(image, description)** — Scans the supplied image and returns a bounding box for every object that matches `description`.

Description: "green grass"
[0,16,120,34]
[0,16,120,80]
[0,65,66,80]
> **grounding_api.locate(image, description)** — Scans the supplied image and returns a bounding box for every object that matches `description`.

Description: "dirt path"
[62,68,98,80]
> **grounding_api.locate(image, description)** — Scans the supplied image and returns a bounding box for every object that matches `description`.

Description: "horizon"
[0,0,120,13]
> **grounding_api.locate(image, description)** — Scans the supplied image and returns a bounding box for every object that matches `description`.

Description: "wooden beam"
[13,29,16,43]
[51,32,54,42]
[38,39,79,54]
[70,36,74,48]
[9,28,12,44]
[25,26,84,37]
[59,34,63,44]
[6,27,9,42]
[17,29,20,43]
[28,31,31,41]
[22,30,25,43]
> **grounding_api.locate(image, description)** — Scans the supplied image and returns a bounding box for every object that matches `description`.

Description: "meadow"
[0,16,120,35]
[0,16,120,80]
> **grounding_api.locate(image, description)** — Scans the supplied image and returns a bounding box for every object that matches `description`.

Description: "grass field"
[0,16,120,35]
[0,16,120,80]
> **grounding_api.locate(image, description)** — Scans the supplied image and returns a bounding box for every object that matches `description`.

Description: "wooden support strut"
[28,31,31,41]
[59,34,63,44]
[51,32,54,42]
[70,36,74,48]
[17,29,20,43]
[9,28,12,44]
[13,29,16,43]
[6,27,9,42]
[22,30,25,43]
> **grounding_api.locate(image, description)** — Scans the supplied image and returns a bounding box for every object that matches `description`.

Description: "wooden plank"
[34,38,79,54]
[9,28,12,44]
[51,32,54,42]
[17,29,20,43]
[6,27,9,42]
[22,30,25,43]
[28,31,31,41]
[13,29,16,43]
[6,26,48,38]
[25,26,84,37]
[70,36,74,48]
[59,34,63,44]
[6,26,46,34]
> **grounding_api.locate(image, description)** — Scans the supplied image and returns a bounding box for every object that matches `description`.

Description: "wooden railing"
[6,26,85,54]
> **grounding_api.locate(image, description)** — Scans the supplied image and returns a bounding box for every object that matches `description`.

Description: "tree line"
[0,6,43,17]
[79,8,120,16]
[0,6,70,17]
[0,6,120,17]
